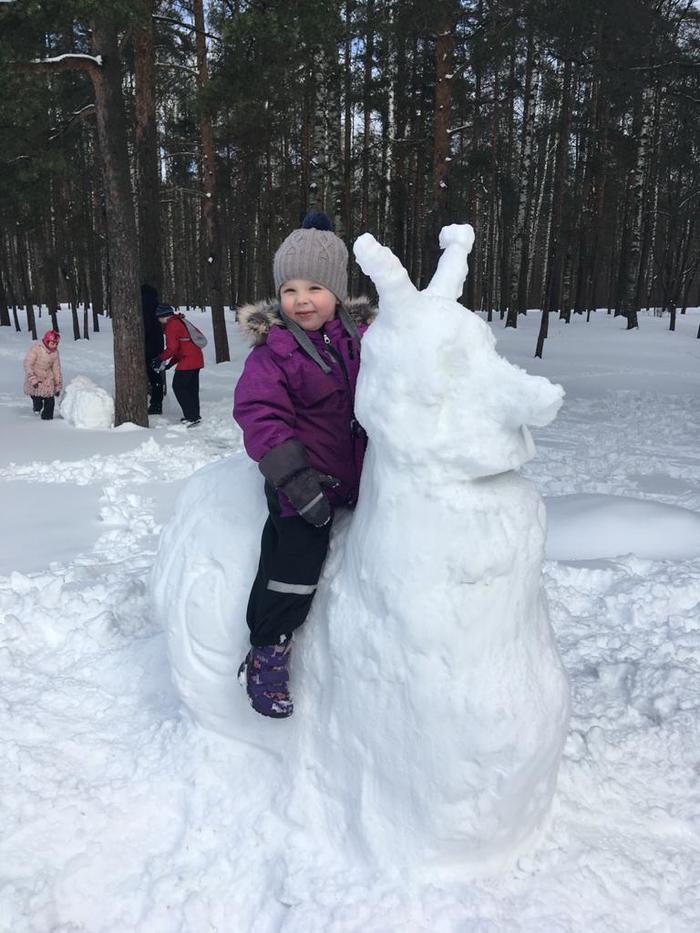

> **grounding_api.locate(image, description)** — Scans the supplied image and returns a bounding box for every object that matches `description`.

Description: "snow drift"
[152,224,570,876]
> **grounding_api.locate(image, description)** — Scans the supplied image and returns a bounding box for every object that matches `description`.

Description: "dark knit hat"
[273,212,349,303]
[156,304,175,319]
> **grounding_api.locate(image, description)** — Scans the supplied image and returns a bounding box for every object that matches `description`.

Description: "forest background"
[0,0,699,425]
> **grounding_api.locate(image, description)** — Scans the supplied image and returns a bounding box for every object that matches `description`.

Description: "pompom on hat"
[273,212,349,303]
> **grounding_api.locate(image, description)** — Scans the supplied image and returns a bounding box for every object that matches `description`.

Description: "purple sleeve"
[233,347,297,462]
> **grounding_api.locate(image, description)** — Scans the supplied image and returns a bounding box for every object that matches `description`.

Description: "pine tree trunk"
[90,15,147,426]
[426,0,457,278]
[359,0,375,293]
[0,240,10,327]
[537,55,573,358]
[507,32,539,326]
[17,233,37,339]
[342,0,354,251]
[193,0,230,363]
[134,0,162,295]
[619,85,654,331]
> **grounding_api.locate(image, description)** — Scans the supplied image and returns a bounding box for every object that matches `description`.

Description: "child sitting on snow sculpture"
[233,212,374,719]
[23,330,63,421]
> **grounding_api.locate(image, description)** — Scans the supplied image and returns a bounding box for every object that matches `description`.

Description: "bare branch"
[48,103,96,141]
[626,58,700,71]
[679,189,700,209]
[167,185,211,199]
[445,61,468,81]
[153,14,222,44]
[156,61,198,77]
[23,53,102,76]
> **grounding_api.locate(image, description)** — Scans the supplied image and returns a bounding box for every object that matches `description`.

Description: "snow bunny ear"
[353,233,419,313]
[353,225,475,307]
[424,224,475,300]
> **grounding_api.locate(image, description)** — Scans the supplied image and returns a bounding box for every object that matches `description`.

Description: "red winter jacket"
[158,315,204,371]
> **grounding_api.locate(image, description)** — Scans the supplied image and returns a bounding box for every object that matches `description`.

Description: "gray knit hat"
[273,212,348,303]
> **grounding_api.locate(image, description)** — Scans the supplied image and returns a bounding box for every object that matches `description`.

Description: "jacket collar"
[236,297,375,346]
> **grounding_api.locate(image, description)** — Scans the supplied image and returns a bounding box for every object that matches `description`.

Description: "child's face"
[280,280,337,331]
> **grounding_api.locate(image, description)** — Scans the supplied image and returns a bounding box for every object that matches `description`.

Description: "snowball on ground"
[59,376,114,429]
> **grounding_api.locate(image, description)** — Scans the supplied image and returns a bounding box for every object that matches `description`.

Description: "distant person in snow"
[233,212,375,719]
[23,330,62,421]
[141,284,165,416]
[152,305,204,426]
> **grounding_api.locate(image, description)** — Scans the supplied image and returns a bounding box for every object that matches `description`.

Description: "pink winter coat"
[23,343,62,398]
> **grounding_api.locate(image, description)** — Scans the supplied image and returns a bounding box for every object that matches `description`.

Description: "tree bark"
[193,0,230,362]
[507,31,539,326]
[619,85,654,330]
[427,0,458,277]
[134,0,162,295]
[536,54,573,358]
[90,15,148,426]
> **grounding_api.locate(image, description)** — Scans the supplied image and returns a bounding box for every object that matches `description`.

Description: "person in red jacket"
[153,305,204,426]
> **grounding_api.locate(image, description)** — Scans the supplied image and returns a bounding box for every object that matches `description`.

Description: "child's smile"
[280,280,337,331]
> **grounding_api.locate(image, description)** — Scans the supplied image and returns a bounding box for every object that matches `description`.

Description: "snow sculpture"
[299,225,570,871]
[154,224,570,876]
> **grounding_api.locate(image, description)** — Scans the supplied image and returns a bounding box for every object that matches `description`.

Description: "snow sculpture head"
[353,225,563,478]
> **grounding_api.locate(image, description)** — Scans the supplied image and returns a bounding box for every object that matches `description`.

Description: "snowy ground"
[1,306,699,932]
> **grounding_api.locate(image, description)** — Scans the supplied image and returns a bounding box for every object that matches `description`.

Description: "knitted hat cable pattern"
[273,212,349,303]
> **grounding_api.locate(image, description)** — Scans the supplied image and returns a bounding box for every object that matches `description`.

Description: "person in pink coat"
[23,330,63,420]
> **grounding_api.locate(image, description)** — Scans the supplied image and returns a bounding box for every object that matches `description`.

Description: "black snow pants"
[31,396,55,420]
[246,482,332,647]
[172,369,200,421]
[146,359,164,414]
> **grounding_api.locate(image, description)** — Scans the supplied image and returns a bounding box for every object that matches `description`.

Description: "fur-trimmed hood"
[236,297,376,346]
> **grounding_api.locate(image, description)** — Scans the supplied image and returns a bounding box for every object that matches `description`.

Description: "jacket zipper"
[322,331,363,499]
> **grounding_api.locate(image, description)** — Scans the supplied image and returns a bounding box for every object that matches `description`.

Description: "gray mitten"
[279,468,339,527]
[259,439,339,527]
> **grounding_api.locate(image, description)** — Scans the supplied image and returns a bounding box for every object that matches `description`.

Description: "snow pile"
[155,225,570,876]
[59,375,114,429]
[546,493,700,560]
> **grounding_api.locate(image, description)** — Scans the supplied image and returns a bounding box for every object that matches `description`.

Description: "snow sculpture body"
[154,224,570,876]
[299,225,570,870]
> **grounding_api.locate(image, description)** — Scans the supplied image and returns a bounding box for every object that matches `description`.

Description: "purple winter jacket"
[233,298,375,517]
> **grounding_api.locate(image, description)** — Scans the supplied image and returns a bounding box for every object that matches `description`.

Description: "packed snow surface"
[546,493,700,560]
[1,296,700,931]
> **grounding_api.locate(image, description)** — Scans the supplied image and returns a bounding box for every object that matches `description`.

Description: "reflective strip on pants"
[266,580,318,596]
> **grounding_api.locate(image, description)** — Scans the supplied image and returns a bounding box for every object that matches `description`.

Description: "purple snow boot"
[238,640,293,718]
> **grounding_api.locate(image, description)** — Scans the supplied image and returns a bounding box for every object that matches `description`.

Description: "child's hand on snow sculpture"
[279,469,339,527]
[259,438,338,527]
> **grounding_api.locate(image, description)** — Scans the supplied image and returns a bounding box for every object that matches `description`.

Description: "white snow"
[546,493,700,561]
[31,53,103,67]
[1,296,700,930]
[59,375,115,429]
